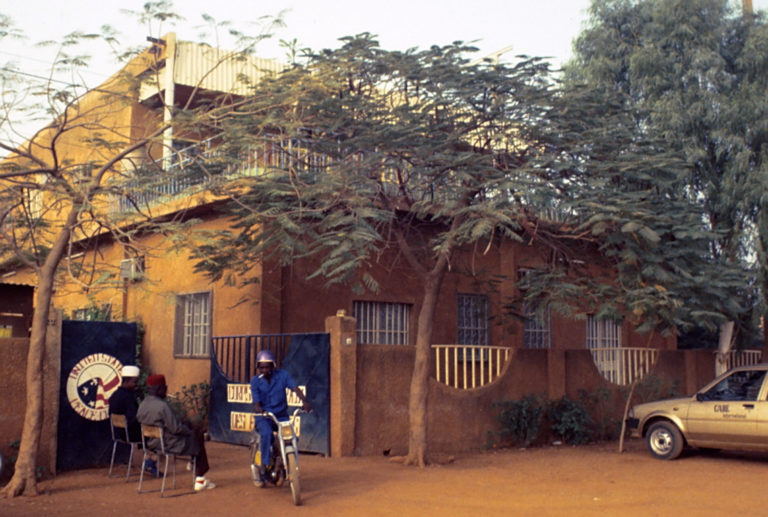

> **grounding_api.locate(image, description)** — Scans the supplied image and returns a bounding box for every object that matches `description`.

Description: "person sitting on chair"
[108,365,141,442]
[250,350,312,487]
[137,374,215,491]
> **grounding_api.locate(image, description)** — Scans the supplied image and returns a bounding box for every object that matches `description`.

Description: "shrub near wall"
[490,375,685,449]
[491,395,595,447]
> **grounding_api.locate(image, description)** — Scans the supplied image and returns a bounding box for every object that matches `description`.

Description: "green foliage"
[62,304,112,321]
[167,382,211,430]
[563,0,768,340]
[193,34,556,297]
[547,397,595,445]
[492,395,547,448]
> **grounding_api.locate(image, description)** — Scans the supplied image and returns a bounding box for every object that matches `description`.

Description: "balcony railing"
[432,344,512,390]
[724,349,763,370]
[109,136,331,214]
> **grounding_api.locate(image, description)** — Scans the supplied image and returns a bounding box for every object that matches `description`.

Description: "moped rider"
[250,350,312,487]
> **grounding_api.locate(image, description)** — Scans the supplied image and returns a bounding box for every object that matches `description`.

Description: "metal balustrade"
[724,349,763,370]
[589,347,659,386]
[432,344,511,389]
[109,136,330,213]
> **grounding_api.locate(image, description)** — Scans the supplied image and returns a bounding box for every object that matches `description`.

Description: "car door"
[685,369,767,447]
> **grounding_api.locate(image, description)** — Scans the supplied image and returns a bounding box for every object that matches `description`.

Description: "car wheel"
[646,421,684,460]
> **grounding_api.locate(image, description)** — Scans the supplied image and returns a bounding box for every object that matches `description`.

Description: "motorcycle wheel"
[287,452,301,506]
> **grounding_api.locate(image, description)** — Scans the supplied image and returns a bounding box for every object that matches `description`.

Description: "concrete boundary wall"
[0,311,61,477]
[325,314,726,457]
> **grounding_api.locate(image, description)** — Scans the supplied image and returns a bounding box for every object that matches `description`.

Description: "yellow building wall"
[50,214,262,393]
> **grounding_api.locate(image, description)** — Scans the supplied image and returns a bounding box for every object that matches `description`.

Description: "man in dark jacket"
[137,374,215,491]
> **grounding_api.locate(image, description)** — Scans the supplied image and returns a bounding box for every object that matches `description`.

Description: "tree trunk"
[715,320,735,377]
[2,209,76,498]
[404,267,446,467]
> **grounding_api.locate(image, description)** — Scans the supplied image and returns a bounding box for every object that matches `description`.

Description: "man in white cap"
[108,365,141,442]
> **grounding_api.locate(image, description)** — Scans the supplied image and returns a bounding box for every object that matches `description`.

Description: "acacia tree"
[192,34,736,465]
[0,4,280,496]
[565,0,768,369]
[518,82,748,337]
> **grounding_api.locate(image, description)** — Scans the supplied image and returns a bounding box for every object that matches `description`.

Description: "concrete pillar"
[325,310,358,457]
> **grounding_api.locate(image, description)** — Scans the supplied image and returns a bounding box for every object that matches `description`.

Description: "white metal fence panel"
[432,344,511,389]
[589,347,658,385]
[725,349,763,370]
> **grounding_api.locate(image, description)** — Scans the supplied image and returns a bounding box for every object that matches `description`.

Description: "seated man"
[108,365,141,442]
[137,374,215,491]
[250,350,312,487]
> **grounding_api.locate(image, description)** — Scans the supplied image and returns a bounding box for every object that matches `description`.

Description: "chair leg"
[171,455,177,490]
[138,450,147,493]
[160,454,170,497]
[108,441,118,477]
[125,443,134,482]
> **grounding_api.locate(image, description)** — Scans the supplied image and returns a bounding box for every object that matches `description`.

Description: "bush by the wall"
[492,395,546,447]
[168,382,211,429]
[547,396,594,445]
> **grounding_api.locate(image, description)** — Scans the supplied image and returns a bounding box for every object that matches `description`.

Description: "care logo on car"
[66,353,124,421]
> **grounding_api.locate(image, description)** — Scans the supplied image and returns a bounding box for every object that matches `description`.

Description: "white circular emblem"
[66,353,124,421]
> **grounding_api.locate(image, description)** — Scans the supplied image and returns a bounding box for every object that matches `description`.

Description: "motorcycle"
[249,408,303,505]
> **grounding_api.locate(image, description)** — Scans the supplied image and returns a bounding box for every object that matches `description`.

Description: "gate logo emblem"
[66,353,124,421]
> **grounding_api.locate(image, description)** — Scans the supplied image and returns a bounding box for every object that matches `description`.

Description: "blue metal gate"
[208,333,330,456]
[57,320,137,471]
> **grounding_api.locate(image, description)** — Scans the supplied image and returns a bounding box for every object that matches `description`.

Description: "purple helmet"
[256,350,275,365]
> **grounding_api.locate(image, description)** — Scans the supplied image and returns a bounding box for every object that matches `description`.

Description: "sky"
[1,0,766,140]
[3,1,767,88]
[1,0,594,84]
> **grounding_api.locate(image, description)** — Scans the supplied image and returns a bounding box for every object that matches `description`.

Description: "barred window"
[174,291,211,357]
[586,316,621,349]
[71,304,112,321]
[523,303,551,349]
[457,294,489,346]
[353,301,410,345]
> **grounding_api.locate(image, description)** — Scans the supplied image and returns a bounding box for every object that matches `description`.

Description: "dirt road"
[2,439,766,516]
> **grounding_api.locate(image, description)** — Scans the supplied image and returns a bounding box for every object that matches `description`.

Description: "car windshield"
[698,370,766,402]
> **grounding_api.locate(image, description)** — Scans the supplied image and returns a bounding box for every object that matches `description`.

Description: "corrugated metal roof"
[175,41,285,94]
[0,279,35,287]
[139,39,286,101]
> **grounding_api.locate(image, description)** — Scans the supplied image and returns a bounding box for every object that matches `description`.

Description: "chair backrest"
[140,423,166,453]
[111,413,129,442]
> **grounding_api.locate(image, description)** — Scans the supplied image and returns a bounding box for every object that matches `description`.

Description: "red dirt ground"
[2,439,767,516]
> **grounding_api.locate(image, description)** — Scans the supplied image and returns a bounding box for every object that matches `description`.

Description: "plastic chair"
[138,423,196,496]
[108,413,140,481]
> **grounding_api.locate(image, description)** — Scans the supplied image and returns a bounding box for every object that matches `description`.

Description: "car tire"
[646,421,684,460]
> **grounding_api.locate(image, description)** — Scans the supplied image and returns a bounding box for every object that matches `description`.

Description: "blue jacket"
[250,368,297,418]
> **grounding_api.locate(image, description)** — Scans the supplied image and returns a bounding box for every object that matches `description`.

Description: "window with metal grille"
[71,304,112,321]
[523,303,551,349]
[174,291,211,357]
[353,301,410,345]
[586,316,621,349]
[457,294,489,346]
